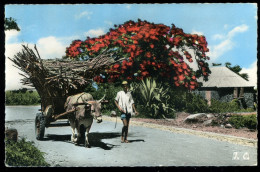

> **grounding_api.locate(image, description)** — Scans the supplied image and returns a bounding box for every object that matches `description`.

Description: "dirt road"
[5,112,257,167]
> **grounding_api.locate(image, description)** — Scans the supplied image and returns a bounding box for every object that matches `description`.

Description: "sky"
[5,3,258,90]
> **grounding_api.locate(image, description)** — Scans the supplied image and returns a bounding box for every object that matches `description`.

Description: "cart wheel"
[35,113,45,140]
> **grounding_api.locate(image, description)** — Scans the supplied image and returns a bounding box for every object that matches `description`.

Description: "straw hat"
[122,81,128,85]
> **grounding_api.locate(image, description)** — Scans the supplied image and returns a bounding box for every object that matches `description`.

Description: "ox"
[64,92,104,147]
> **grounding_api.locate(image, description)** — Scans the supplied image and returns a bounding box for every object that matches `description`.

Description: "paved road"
[5,113,257,167]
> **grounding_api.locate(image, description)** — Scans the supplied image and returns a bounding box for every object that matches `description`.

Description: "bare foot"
[124,140,129,143]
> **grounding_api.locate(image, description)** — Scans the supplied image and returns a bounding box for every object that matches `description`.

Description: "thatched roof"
[198,66,254,88]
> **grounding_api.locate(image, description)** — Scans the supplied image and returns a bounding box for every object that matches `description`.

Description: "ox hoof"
[85,144,91,148]
[71,138,77,143]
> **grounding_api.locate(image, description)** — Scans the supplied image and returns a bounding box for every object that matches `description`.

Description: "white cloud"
[5,30,20,43]
[208,24,249,61]
[191,30,204,36]
[5,33,79,90]
[227,24,248,38]
[85,28,105,38]
[212,34,225,40]
[5,43,34,90]
[208,39,234,61]
[75,11,93,20]
[241,60,257,88]
[36,36,67,59]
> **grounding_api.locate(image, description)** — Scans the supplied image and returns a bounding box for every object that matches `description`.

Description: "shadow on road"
[88,132,121,150]
[44,132,122,150]
[127,139,145,143]
[44,134,71,142]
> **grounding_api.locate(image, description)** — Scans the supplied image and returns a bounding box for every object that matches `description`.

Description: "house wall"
[217,88,234,103]
[243,87,255,108]
[194,87,255,108]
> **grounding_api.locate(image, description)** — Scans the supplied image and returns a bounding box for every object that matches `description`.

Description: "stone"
[110,111,117,117]
[226,113,232,117]
[206,114,214,119]
[184,113,206,123]
[220,124,225,128]
[214,114,219,117]
[225,124,232,128]
[5,128,18,142]
[203,119,213,126]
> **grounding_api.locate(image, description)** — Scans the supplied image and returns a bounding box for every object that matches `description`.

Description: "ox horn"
[98,94,106,103]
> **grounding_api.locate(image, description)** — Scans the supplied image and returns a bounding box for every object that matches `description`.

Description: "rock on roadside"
[184,113,207,123]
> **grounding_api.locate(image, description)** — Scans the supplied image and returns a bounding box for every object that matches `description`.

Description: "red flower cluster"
[66,40,82,57]
[65,19,210,90]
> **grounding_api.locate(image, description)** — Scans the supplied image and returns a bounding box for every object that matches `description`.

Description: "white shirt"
[115,90,135,115]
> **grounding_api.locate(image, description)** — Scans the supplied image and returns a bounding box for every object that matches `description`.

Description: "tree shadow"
[44,132,122,150]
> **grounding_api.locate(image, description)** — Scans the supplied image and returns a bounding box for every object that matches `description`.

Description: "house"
[194,66,256,108]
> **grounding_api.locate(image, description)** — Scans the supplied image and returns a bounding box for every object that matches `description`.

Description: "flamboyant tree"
[65,19,211,90]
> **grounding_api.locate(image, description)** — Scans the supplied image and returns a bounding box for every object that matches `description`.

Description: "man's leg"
[124,118,130,143]
[121,119,128,142]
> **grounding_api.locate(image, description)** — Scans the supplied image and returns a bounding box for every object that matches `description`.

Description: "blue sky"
[5,3,257,89]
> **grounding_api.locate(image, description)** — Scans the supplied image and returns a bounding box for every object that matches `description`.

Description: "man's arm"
[132,103,139,115]
[115,100,126,113]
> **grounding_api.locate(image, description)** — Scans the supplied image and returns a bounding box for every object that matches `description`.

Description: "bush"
[167,88,187,112]
[5,90,41,105]
[5,138,49,166]
[228,114,257,130]
[168,89,209,113]
[209,99,238,113]
[185,93,209,113]
[243,115,257,130]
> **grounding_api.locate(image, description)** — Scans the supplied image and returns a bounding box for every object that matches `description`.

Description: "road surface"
[5,115,257,167]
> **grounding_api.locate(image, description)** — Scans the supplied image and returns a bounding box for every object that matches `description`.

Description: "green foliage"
[225,62,249,81]
[5,17,20,31]
[5,89,41,105]
[208,99,240,113]
[228,114,257,130]
[84,80,254,118]
[132,78,175,119]
[185,93,209,113]
[167,88,187,112]
[167,89,209,113]
[167,89,254,114]
[5,138,49,167]
[84,82,122,114]
[212,63,222,66]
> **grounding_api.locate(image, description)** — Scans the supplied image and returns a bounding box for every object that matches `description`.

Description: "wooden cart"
[9,45,122,140]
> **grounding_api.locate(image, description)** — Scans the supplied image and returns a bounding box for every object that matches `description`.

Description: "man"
[115,81,138,143]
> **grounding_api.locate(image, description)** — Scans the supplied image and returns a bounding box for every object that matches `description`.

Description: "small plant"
[228,114,257,130]
[5,138,49,167]
[133,78,175,119]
